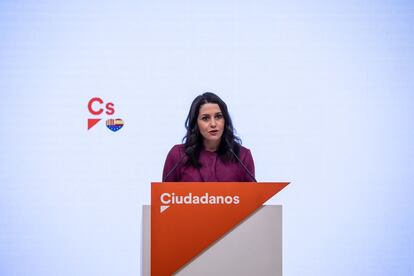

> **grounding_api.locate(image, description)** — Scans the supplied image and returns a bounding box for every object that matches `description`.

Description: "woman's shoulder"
[168,144,185,156]
[171,144,185,151]
[238,145,252,155]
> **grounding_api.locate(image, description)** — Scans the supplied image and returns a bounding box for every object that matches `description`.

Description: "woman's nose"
[210,119,216,127]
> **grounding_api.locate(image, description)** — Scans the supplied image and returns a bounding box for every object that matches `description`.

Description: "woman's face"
[197,103,225,150]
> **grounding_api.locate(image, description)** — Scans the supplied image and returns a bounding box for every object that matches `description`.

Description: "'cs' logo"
[87,97,124,132]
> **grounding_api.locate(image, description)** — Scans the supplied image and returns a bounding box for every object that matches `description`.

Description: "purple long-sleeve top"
[162,144,255,182]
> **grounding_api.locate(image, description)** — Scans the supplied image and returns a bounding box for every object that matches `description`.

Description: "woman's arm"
[241,148,255,182]
[162,145,183,181]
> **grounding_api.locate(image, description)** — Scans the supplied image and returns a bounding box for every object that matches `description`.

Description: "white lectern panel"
[141,205,282,276]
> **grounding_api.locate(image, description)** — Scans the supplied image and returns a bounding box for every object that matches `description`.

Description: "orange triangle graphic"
[87,118,101,130]
[151,182,288,276]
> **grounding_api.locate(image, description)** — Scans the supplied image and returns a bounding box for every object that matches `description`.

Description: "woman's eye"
[201,117,209,121]
[215,114,223,119]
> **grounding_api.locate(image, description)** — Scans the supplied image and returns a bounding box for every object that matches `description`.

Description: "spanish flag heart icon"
[106,118,124,132]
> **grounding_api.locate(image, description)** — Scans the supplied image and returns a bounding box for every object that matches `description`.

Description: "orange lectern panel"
[151,182,288,276]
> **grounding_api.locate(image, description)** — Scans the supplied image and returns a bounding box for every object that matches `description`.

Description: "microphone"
[227,144,257,182]
[163,153,186,182]
[163,146,194,182]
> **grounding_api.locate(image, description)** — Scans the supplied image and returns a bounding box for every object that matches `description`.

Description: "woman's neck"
[203,140,220,152]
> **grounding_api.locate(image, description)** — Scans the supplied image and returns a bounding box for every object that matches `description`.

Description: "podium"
[141,182,288,276]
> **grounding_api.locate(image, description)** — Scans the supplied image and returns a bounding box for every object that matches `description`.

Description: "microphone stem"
[229,148,257,182]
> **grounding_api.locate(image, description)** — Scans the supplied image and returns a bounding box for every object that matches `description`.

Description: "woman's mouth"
[209,130,219,136]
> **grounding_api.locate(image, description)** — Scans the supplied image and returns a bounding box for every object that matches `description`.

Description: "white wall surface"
[1,1,413,275]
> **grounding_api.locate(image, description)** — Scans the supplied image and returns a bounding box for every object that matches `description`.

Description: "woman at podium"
[163,92,256,182]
